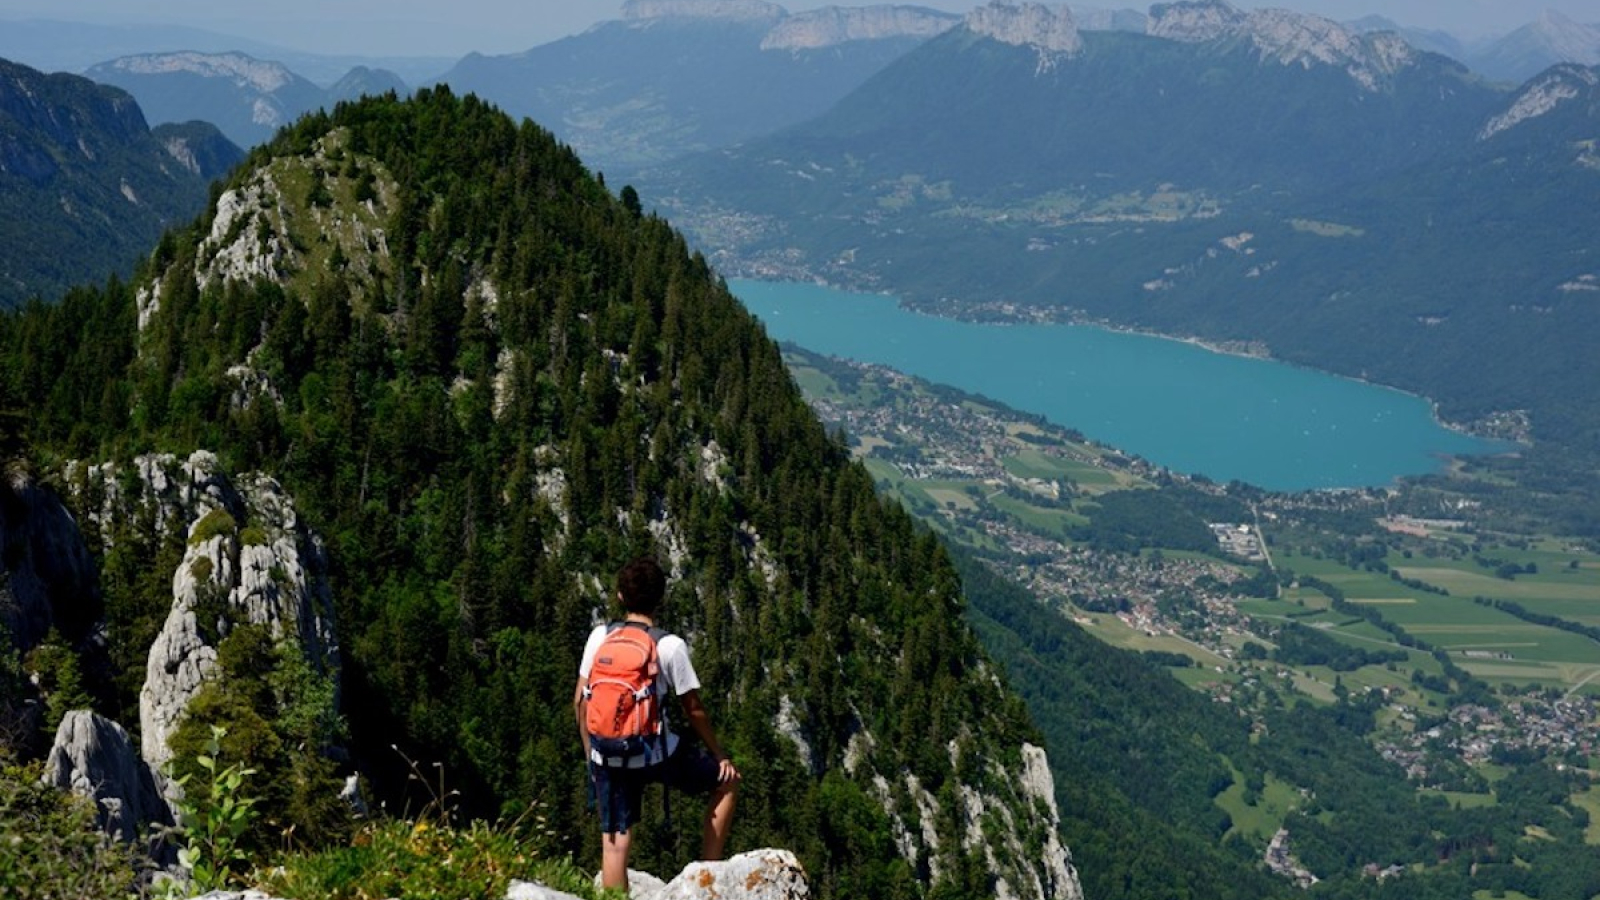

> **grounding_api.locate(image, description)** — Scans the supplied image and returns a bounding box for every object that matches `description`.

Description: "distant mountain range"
[0,58,241,306]
[85,52,407,148]
[0,17,451,86]
[646,0,1600,488]
[12,2,1599,169]
[1467,9,1600,83]
[430,0,960,175]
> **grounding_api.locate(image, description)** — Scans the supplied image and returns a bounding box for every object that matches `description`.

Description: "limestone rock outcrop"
[655,849,809,899]
[845,724,1084,900]
[623,0,784,24]
[507,849,808,900]
[1148,0,1419,91]
[65,450,338,772]
[1481,63,1600,139]
[42,710,172,842]
[964,1,1083,57]
[761,6,958,51]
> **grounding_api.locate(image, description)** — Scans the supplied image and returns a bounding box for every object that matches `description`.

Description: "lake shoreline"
[731,277,1513,491]
[769,278,1525,450]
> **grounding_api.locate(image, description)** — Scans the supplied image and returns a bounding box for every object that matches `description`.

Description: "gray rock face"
[653,850,809,899]
[623,0,785,23]
[0,468,98,652]
[507,849,807,900]
[42,710,172,842]
[965,1,1084,56]
[847,727,1084,899]
[761,6,958,50]
[1018,743,1084,900]
[1148,0,1419,90]
[65,451,338,772]
[139,454,337,770]
[1481,63,1600,139]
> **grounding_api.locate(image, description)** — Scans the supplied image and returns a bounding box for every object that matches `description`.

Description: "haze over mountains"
[85,52,408,147]
[638,0,1600,520]
[0,59,241,307]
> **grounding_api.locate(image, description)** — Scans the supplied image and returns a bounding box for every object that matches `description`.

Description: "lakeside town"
[787,348,1600,792]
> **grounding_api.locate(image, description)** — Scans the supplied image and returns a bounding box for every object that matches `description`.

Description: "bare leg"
[601,829,632,893]
[701,780,739,860]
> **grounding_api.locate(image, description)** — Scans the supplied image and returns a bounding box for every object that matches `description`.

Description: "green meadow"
[1273,543,1600,692]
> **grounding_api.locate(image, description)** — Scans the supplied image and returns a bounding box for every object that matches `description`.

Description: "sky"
[8,0,1600,58]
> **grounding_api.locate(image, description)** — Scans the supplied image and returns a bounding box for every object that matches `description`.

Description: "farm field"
[1216,771,1302,841]
[1272,548,1600,692]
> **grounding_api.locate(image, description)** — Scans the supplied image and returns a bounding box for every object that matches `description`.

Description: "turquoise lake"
[730,279,1507,492]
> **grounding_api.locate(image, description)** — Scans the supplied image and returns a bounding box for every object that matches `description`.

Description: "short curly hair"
[617,556,667,615]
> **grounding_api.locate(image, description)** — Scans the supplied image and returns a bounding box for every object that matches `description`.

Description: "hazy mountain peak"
[964,1,1084,57]
[1150,1,1417,91]
[622,0,786,23]
[1469,9,1600,82]
[761,6,959,50]
[1480,63,1600,139]
[1529,9,1600,62]
[1147,0,1243,42]
[99,51,296,94]
[1069,6,1149,32]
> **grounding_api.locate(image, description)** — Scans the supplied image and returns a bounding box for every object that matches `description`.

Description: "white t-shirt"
[579,622,701,761]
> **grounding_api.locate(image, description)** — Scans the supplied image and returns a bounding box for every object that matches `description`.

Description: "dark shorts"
[591,745,722,835]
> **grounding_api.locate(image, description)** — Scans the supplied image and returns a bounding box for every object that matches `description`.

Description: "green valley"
[782,344,1600,897]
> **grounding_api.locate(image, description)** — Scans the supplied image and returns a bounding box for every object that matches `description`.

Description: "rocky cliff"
[964,1,1083,58]
[85,51,332,147]
[623,0,786,23]
[64,451,338,771]
[0,58,220,305]
[42,710,172,842]
[761,6,958,51]
[1149,0,1420,90]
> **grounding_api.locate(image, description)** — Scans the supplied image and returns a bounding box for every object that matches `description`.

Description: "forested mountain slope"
[0,58,238,308]
[0,89,1079,900]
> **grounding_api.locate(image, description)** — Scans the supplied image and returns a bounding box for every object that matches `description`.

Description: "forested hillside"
[0,58,238,308]
[0,89,1078,899]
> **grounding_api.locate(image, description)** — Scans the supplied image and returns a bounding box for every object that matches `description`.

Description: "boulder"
[42,709,172,842]
[511,849,806,900]
[653,849,809,900]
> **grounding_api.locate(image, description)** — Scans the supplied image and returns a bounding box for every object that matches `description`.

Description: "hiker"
[574,556,741,892]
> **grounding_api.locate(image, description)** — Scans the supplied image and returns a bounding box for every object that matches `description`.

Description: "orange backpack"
[584,622,668,767]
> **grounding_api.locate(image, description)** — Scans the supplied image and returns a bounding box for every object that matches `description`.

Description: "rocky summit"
[761,5,958,51]
[964,1,1083,57]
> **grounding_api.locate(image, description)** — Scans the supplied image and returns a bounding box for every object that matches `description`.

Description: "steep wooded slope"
[0,89,1078,900]
[0,58,238,307]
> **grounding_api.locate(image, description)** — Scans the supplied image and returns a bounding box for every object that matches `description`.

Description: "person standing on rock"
[574,556,741,893]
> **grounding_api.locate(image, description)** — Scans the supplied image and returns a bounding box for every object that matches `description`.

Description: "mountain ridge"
[85,50,403,148]
[0,88,1084,900]
[0,57,240,306]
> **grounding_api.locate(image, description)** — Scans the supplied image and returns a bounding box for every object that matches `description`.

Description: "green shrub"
[188,509,238,546]
[171,726,260,893]
[0,759,147,900]
[260,817,609,900]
